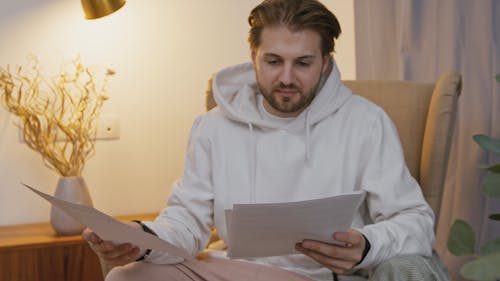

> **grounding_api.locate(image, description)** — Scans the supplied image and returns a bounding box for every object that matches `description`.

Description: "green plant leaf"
[481,163,500,173]
[474,135,500,155]
[481,238,500,255]
[496,73,500,83]
[482,173,500,199]
[460,252,500,281]
[448,220,476,256]
[490,214,500,221]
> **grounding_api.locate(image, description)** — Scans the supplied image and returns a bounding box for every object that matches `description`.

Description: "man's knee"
[370,254,449,281]
[106,266,134,281]
[105,262,187,281]
[105,263,149,281]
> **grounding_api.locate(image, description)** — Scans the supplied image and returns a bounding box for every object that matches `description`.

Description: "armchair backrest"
[205,72,461,228]
[343,73,461,226]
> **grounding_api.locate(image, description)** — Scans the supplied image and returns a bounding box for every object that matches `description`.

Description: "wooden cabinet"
[0,213,157,281]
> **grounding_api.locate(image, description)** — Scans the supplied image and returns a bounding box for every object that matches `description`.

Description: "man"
[84,0,449,280]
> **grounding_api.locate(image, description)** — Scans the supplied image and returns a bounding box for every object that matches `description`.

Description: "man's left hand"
[295,228,365,274]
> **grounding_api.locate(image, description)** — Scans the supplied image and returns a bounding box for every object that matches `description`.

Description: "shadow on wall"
[0,111,11,148]
[0,0,49,24]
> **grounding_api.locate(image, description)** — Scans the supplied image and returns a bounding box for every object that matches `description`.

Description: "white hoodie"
[144,59,435,280]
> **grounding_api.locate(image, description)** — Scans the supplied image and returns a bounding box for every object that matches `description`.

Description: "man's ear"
[322,55,332,75]
[251,50,256,64]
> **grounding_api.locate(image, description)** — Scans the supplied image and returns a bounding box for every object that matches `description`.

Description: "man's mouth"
[274,88,300,97]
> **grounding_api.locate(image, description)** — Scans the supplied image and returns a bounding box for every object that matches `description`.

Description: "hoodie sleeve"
[142,115,214,264]
[355,110,435,269]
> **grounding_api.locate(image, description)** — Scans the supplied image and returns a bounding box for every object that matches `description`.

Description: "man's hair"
[248,0,341,55]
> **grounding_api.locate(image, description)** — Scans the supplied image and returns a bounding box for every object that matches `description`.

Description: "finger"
[82,228,103,245]
[102,247,141,266]
[333,229,363,247]
[82,228,92,241]
[295,243,355,274]
[100,243,135,260]
[90,232,103,244]
[102,247,140,266]
[299,240,361,263]
[91,241,116,254]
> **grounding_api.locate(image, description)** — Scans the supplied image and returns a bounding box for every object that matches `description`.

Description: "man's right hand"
[82,222,144,267]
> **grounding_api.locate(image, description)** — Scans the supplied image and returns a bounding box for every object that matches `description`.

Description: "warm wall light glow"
[81,0,126,20]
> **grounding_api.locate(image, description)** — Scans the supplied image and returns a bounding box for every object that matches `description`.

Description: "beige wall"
[0,0,356,225]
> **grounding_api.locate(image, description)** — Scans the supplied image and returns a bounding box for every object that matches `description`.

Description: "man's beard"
[258,81,320,115]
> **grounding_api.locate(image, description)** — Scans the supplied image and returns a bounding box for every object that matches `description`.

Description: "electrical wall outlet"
[18,113,121,142]
[95,113,120,140]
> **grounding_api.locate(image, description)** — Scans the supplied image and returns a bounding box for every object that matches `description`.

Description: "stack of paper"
[225,193,364,258]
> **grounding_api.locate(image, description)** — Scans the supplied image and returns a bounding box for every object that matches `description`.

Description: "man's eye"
[267,60,280,65]
[298,61,311,67]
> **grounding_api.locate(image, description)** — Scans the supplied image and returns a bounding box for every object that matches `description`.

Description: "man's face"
[252,25,329,117]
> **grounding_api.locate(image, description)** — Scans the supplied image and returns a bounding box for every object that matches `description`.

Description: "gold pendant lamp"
[81,0,126,20]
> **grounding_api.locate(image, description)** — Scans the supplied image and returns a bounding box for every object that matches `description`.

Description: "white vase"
[50,177,93,236]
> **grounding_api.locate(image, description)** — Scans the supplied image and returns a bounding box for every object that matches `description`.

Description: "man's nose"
[279,64,295,85]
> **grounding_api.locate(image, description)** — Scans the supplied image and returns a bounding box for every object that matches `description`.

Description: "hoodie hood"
[212,57,353,133]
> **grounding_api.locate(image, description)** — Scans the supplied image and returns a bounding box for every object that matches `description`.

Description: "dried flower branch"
[0,55,114,177]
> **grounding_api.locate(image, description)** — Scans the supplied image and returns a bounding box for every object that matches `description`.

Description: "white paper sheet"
[226,192,364,258]
[22,183,191,259]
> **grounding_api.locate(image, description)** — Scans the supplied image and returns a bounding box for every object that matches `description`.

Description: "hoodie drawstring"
[248,123,257,203]
[305,111,312,161]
